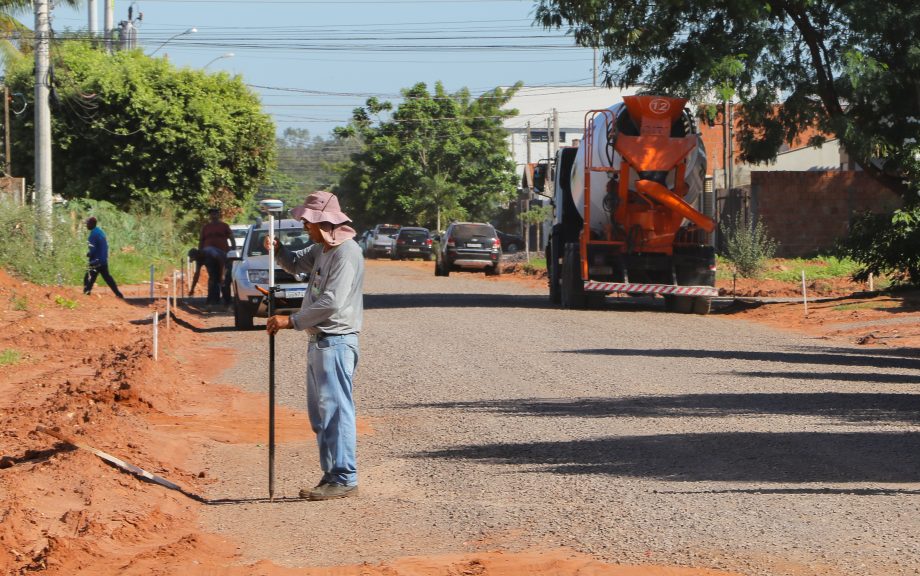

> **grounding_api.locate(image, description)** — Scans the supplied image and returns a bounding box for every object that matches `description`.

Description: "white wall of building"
[748,139,844,172]
[502,85,638,176]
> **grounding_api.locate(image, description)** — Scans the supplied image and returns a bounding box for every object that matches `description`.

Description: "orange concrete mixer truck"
[545,95,718,314]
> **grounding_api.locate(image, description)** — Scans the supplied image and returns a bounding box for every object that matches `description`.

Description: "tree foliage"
[333,81,521,230]
[534,0,920,201]
[6,40,275,216]
[839,207,920,286]
[268,127,362,209]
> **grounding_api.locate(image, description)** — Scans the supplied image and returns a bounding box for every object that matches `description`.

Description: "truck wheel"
[669,295,694,314]
[547,242,561,305]
[561,242,585,309]
[692,297,712,315]
[486,262,501,276]
[233,299,254,330]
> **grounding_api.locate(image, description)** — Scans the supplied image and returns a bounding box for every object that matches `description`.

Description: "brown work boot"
[298,477,329,499]
[306,482,358,501]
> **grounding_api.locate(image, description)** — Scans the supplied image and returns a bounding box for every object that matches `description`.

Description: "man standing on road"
[265,191,364,501]
[198,207,235,306]
[83,216,125,299]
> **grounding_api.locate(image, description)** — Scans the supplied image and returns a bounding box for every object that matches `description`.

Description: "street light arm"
[204,52,234,69]
[149,27,197,56]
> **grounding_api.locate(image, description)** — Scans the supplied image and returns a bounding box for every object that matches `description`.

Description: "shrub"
[720,216,777,278]
[0,199,192,285]
[839,207,920,287]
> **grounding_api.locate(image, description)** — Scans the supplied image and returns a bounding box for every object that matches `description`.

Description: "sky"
[35,0,597,139]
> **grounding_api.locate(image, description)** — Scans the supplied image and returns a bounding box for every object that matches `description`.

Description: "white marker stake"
[166,286,171,331]
[153,311,159,361]
[869,272,874,292]
[149,265,155,299]
[801,270,808,316]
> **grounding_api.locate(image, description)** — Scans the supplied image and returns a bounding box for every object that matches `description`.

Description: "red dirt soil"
[1,264,915,575]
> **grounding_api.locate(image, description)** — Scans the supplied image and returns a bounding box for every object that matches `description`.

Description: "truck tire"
[233,299,254,330]
[547,240,561,305]
[561,242,585,309]
[692,296,712,315]
[665,295,694,314]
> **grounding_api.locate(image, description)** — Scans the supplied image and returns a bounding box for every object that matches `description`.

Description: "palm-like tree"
[0,0,83,51]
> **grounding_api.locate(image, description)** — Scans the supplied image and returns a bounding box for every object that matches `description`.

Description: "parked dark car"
[392,227,433,260]
[434,222,501,277]
[496,230,525,253]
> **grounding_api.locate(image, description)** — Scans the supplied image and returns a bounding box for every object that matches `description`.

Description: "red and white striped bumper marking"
[583,281,718,297]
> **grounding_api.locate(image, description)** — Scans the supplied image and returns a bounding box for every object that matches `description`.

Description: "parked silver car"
[231,219,313,329]
[365,224,400,259]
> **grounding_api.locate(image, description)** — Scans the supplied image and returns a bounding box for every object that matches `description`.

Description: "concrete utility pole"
[593,48,597,87]
[525,121,531,165]
[104,0,114,51]
[552,108,560,157]
[88,0,97,36]
[4,85,11,176]
[34,0,53,251]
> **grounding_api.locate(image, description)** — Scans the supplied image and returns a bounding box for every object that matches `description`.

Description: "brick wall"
[751,171,902,257]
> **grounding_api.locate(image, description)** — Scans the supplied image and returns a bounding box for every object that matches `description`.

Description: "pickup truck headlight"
[247,269,269,284]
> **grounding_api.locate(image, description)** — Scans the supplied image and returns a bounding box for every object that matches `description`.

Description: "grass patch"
[0,348,21,366]
[521,257,546,275]
[11,293,28,311]
[54,295,78,310]
[717,256,864,282]
[833,300,902,312]
[0,199,194,286]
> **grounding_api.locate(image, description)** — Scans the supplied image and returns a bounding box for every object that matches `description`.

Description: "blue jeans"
[307,333,359,486]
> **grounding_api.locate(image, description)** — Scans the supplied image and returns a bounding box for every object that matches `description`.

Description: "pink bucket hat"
[290,191,351,225]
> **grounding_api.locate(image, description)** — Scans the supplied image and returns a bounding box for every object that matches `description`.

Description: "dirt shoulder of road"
[496,258,920,351]
[0,262,915,575]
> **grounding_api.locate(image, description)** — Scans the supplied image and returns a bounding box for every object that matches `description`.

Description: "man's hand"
[263,236,281,252]
[266,314,293,335]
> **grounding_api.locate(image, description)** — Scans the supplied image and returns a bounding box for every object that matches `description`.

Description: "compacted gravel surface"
[202,259,920,575]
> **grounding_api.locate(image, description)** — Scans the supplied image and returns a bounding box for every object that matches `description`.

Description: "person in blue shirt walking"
[83,217,125,299]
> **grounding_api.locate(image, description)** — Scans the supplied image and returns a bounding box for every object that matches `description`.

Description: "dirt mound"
[2,264,916,575]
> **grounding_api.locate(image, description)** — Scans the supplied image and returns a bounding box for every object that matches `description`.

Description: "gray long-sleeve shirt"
[275,239,364,335]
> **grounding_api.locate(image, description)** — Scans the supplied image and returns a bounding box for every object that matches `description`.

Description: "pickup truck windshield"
[248,229,313,256]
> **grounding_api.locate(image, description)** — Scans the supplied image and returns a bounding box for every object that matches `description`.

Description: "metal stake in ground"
[259,198,284,500]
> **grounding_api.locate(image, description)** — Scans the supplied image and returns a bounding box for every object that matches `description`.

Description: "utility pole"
[727,101,734,193]
[723,100,730,192]
[523,122,532,240]
[592,48,597,87]
[88,0,97,36]
[4,85,11,176]
[104,0,114,51]
[34,0,53,251]
[552,108,560,157]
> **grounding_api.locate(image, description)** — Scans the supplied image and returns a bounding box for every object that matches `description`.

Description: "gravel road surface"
[201,259,920,575]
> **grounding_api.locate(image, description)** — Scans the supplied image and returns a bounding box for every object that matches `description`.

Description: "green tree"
[334,81,521,230]
[534,0,920,285]
[5,40,275,216]
[271,127,362,209]
[534,1,919,198]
